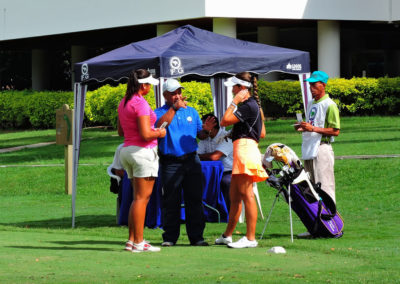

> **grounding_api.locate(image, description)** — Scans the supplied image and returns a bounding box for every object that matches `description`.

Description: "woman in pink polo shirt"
[117,69,166,253]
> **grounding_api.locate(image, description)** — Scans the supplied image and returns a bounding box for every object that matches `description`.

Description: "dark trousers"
[160,154,205,245]
[221,171,232,212]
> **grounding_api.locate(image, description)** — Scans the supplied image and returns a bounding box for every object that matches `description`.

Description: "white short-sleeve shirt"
[197,128,233,172]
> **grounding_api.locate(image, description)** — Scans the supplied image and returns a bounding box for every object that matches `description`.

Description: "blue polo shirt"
[155,104,202,157]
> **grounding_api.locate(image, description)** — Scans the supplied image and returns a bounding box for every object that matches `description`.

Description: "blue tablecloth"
[118,161,228,228]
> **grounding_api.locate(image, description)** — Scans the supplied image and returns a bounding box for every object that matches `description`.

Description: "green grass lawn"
[0,116,399,283]
[0,129,56,148]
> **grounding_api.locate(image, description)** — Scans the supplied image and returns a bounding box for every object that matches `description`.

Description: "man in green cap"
[294,71,341,236]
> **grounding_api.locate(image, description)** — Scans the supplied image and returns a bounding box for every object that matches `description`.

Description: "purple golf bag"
[262,143,344,239]
[287,172,344,238]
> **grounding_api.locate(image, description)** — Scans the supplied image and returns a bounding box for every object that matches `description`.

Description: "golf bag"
[263,143,344,238]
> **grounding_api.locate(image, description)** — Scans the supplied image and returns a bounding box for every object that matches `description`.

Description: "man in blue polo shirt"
[155,78,216,247]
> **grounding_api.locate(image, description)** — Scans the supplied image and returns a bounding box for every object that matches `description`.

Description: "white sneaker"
[297,232,311,238]
[124,240,134,252]
[215,235,232,245]
[125,240,151,252]
[132,241,161,252]
[227,237,258,248]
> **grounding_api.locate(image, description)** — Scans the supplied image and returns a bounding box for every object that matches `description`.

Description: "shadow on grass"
[7,241,198,251]
[7,245,118,251]
[0,135,54,149]
[338,137,400,144]
[261,135,400,151]
[50,240,122,245]
[0,214,118,229]
[343,126,400,133]
[265,233,296,239]
[0,136,123,164]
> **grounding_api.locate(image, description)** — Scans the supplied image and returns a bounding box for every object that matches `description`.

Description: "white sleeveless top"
[302,97,336,160]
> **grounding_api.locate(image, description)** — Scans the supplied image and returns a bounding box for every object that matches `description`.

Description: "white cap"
[163,78,185,93]
[138,75,159,85]
[224,76,252,88]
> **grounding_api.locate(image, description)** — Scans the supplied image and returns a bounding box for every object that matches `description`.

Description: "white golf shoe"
[227,236,258,248]
[215,234,232,245]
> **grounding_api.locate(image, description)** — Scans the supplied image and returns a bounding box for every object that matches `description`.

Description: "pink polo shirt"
[118,94,157,148]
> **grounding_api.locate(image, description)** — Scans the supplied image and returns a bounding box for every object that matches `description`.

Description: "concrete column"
[213,18,236,38]
[157,24,178,36]
[258,26,279,81]
[71,45,88,89]
[318,21,340,78]
[32,49,50,91]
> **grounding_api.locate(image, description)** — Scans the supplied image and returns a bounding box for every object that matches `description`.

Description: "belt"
[159,151,196,162]
[321,136,331,144]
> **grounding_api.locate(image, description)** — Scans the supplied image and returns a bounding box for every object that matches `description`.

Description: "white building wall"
[0,0,205,41]
[391,0,400,21]
[204,0,393,21]
[0,0,398,41]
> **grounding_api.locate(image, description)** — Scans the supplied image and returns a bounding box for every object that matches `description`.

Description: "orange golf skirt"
[232,138,268,182]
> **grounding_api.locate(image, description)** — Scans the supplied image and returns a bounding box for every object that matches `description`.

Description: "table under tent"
[71,25,311,227]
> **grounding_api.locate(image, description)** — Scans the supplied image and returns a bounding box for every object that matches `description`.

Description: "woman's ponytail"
[124,69,150,107]
[251,75,265,121]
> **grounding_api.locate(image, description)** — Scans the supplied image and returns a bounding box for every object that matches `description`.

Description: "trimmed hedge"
[260,77,400,116]
[0,90,74,129]
[1,77,399,129]
[84,81,213,128]
[85,84,126,128]
[328,77,400,115]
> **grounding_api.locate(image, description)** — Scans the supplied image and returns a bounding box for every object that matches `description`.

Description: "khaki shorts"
[120,146,159,178]
[232,138,268,183]
[304,143,336,203]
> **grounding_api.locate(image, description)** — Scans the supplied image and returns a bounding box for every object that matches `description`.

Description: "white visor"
[224,76,252,88]
[138,75,159,85]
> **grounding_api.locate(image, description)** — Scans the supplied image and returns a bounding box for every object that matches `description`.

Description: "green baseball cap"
[305,71,329,84]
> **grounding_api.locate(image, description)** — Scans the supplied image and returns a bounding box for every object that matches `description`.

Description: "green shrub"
[327,77,400,115]
[1,77,399,129]
[258,80,302,117]
[0,90,73,129]
[180,81,213,117]
[27,92,74,128]
[259,77,400,117]
[84,81,213,128]
[85,84,125,128]
[85,83,157,128]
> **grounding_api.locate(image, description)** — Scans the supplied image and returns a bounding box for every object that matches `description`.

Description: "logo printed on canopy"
[170,56,184,76]
[286,62,302,71]
[81,63,89,81]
